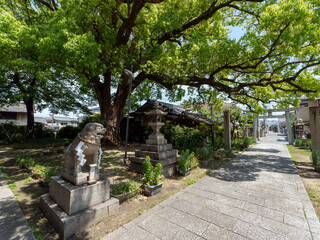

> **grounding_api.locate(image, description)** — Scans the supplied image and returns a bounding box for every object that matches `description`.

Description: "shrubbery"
[78,114,104,129]
[0,122,55,143]
[57,125,81,139]
[161,124,208,151]
[312,150,319,166]
[142,156,162,186]
[178,149,198,170]
[232,137,255,150]
[294,139,303,147]
[15,155,35,168]
[111,180,141,195]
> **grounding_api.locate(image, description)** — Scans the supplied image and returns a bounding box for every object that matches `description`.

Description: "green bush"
[0,122,55,142]
[225,149,233,157]
[212,136,224,150]
[34,123,55,138]
[161,124,206,151]
[142,156,162,186]
[231,137,255,150]
[294,139,303,147]
[0,122,25,141]
[243,137,251,148]
[178,149,197,170]
[57,126,81,139]
[32,165,59,182]
[78,114,104,129]
[15,155,35,168]
[312,150,319,166]
[197,145,214,161]
[111,180,141,195]
[307,140,312,149]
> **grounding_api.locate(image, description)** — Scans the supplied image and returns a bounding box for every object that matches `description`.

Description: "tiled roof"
[133,99,220,126]
[0,103,27,113]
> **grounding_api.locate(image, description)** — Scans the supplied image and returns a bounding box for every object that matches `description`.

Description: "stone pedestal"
[130,101,179,177]
[253,117,257,142]
[40,176,119,239]
[285,111,293,145]
[130,141,179,177]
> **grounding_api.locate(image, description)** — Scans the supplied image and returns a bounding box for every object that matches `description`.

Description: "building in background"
[0,103,28,125]
[0,103,79,130]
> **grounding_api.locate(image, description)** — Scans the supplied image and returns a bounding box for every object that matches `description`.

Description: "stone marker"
[130,101,179,177]
[40,123,119,240]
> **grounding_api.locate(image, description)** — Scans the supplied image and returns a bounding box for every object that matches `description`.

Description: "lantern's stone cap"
[296,119,304,125]
[145,101,168,116]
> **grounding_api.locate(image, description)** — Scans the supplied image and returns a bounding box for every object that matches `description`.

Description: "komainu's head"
[80,123,106,144]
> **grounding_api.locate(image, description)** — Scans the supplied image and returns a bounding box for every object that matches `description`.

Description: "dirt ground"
[287,145,320,221]
[0,143,230,240]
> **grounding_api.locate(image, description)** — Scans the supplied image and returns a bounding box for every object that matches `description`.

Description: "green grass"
[24,176,33,183]
[187,178,197,185]
[306,187,320,221]
[287,145,311,158]
[28,220,47,240]
[2,173,10,181]
[8,183,16,189]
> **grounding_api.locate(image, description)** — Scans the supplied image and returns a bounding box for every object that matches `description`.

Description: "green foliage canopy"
[2,0,320,139]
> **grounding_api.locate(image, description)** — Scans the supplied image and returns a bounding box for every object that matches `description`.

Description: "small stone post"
[309,107,320,154]
[224,110,231,150]
[253,117,257,143]
[244,125,249,138]
[257,118,260,141]
[285,111,293,145]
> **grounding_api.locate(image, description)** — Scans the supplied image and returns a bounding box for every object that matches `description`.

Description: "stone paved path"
[103,132,320,240]
[0,170,35,240]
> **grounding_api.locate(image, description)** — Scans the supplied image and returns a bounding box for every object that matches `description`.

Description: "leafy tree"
[0,2,93,138]
[3,0,320,142]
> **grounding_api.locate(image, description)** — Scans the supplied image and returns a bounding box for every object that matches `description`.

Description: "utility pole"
[123,69,133,165]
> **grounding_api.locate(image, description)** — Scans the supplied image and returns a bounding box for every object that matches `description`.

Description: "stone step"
[135,149,178,160]
[130,156,179,165]
[140,144,173,152]
[146,138,167,145]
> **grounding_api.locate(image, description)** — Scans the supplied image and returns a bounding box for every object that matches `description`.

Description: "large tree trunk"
[93,73,130,145]
[25,97,35,139]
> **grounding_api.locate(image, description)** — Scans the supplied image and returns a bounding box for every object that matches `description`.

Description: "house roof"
[133,99,220,126]
[222,102,239,109]
[0,103,27,113]
[45,116,79,122]
[34,117,47,124]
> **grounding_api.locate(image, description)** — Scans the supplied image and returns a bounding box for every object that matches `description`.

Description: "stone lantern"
[296,119,307,143]
[130,101,179,177]
[145,101,167,144]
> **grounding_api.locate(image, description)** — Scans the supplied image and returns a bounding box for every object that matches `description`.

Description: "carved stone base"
[40,194,119,240]
[49,176,110,215]
[61,170,88,186]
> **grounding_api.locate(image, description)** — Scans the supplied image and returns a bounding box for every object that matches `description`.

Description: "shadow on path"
[207,152,296,182]
[247,148,281,154]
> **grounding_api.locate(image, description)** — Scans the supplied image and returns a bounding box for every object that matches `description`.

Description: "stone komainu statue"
[61,123,106,185]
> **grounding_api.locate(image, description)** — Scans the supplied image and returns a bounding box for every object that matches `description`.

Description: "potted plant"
[142,156,163,196]
[312,150,320,173]
[197,146,213,167]
[111,180,141,203]
[178,150,197,176]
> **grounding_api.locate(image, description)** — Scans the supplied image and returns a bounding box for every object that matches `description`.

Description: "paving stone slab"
[0,170,35,240]
[102,133,320,240]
